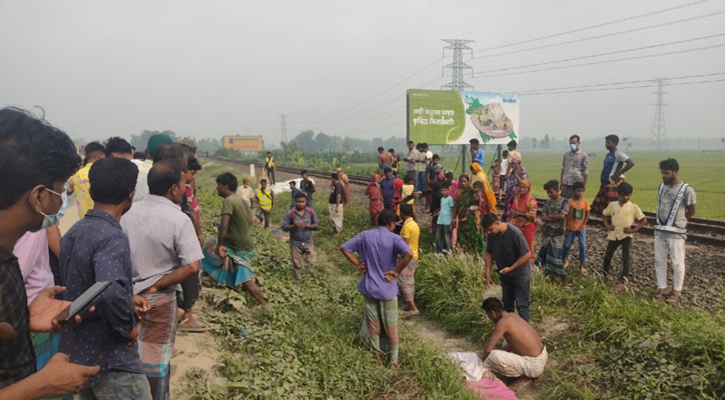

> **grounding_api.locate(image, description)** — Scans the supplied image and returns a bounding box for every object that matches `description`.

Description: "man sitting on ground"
[481,297,547,391]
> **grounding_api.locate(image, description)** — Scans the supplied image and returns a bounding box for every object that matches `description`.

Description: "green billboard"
[407,89,520,145]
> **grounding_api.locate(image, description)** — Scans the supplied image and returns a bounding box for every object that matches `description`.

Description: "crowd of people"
[0,106,699,398]
[358,134,697,388]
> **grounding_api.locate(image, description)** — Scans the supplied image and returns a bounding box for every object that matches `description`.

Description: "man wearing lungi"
[122,160,203,400]
[212,173,267,305]
[341,209,413,368]
[535,180,571,291]
[481,298,547,392]
[592,134,635,216]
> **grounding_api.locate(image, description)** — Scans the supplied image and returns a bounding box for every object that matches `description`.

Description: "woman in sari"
[502,157,528,222]
[365,173,384,225]
[509,180,537,261]
[453,175,485,254]
[470,162,497,212]
[451,174,469,248]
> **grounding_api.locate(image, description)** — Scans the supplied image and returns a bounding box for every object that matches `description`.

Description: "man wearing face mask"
[0,107,102,399]
[560,135,589,199]
[120,160,203,399]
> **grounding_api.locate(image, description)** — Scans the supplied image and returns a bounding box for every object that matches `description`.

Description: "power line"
[301,75,445,131]
[473,33,725,75]
[302,57,445,124]
[514,72,725,94]
[472,43,725,79]
[471,10,725,60]
[473,0,712,54]
[519,78,725,96]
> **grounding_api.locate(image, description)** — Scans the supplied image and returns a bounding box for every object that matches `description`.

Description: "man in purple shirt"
[340,209,413,368]
[59,157,152,399]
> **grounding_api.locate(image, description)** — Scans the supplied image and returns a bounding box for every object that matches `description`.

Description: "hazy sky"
[1,0,723,146]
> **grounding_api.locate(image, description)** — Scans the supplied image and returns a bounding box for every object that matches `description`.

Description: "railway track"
[208,158,725,248]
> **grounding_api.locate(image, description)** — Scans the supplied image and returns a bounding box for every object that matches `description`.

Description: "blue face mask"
[35,188,67,230]
[570,143,578,152]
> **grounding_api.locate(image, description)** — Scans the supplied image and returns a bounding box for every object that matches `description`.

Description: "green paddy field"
[429,149,725,220]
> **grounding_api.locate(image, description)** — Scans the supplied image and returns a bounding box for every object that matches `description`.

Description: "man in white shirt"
[236,176,255,209]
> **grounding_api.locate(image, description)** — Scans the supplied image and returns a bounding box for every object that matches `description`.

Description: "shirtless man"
[481,297,548,391]
[378,146,394,172]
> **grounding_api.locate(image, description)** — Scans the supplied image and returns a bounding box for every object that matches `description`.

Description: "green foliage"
[414,251,725,399]
[182,164,479,399]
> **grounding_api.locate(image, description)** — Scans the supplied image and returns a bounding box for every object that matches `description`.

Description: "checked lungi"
[360,295,399,365]
[536,235,567,279]
[397,258,418,301]
[138,291,178,400]
[201,237,255,288]
[592,181,622,216]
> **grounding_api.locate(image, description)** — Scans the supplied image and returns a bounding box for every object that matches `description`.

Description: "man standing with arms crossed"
[560,134,589,199]
[654,159,695,304]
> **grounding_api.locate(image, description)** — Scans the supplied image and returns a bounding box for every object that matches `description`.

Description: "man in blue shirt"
[282,192,319,280]
[59,157,152,399]
[470,138,485,167]
[288,180,306,209]
[341,210,413,368]
[592,134,635,215]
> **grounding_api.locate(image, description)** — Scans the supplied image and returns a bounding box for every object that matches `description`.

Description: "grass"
[180,162,479,400]
[191,160,725,399]
[414,250,725,399]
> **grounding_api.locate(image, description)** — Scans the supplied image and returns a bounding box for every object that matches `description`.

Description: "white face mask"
[570,143,578,152]
[31,187,67,231]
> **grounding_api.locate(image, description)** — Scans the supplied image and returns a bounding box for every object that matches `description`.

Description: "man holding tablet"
[59,157,152,399]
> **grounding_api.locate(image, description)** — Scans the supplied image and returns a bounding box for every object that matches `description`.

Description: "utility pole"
[441,39,474,174]
[650,78,668,150]
[279,114,288,145]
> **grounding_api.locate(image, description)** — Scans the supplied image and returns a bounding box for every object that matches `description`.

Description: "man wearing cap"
[130,133,173,203]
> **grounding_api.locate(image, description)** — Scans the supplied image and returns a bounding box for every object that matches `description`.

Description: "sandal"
[654,291,669,301]
[179,319,210,332]
[665,293,681,304]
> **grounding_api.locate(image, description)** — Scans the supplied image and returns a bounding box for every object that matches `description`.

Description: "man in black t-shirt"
[482,213,532,322]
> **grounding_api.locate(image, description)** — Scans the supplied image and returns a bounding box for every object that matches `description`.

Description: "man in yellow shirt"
[398,204,420,316]
[602,182,647,292]
[67,142,105,218]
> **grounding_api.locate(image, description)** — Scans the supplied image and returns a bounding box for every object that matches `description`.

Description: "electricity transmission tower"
[279,114,288,144]
[650,78,668,150]
[441,39,474,91]
[441,39,474,173]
